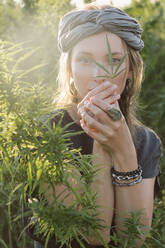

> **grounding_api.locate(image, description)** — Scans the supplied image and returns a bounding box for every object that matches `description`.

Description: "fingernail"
[90,97,94,103]
[80,119,84,126]
[79,109,82,115]
[90,128,98,133]
[88,86,95,91]
[80,111,84,117]
[104,81,110,87]
[114,94,120,98]
[112,85,117,90]
[110,104,115,108]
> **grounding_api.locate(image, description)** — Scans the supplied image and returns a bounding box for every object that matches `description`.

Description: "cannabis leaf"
[91,34,127,79]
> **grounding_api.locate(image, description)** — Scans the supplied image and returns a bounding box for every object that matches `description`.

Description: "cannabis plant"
[0,40,110,248]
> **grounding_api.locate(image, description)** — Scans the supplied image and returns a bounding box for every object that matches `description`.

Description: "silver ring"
[107,107,122,121]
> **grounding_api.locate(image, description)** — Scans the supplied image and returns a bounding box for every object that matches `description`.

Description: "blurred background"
[0,0,165,247]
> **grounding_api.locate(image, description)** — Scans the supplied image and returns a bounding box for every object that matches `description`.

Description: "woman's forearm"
[114,151,154,246]
[115,183,153,246]
[87,141,114,245]
[44,143,114,246]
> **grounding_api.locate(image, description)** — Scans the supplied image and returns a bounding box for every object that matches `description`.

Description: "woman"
[33,2,162,247]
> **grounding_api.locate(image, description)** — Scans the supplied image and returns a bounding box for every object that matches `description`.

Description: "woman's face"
[70,31,131,102]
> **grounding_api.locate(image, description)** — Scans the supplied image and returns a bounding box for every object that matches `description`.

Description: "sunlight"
[71,0,132,8]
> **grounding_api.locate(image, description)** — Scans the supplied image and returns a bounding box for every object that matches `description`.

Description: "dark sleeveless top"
[26,109,162,247]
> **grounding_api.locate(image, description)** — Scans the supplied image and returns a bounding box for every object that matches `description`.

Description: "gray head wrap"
[58,7,144,52]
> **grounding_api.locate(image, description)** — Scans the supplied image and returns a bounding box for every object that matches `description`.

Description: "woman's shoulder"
[133,125,163,179]
[134,125,162,154]
[40,108,69,127]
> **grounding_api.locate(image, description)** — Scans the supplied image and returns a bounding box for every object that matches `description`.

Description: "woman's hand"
[77,81,137,169]
[77,81,119,115]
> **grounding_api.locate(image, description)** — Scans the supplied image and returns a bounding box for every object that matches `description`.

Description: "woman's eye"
[78,57,92,64]
[112,58,121,64]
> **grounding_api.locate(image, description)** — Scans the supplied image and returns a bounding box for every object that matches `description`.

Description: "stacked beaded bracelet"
[111,165,143,186]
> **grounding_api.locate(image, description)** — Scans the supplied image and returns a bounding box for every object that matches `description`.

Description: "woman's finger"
[83,93,120,121]
[103,93,120,104]
[83,100,107,122]
[79,106,112,136]
[79,106,103,130]
[90,97,125,123]
[77,81,115,116]
[80,119,106,143]
[95,84,117,100]
[83,100,115,126]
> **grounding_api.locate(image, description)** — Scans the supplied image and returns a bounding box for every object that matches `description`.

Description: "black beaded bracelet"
[111,165,142,180]
[111,170,142,181]
[111,165,143,186]
[112,173,140,181]
[112,175,142,187]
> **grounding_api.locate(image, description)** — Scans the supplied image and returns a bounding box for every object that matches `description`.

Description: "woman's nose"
[88,66,109,91]
[92,63,108,82]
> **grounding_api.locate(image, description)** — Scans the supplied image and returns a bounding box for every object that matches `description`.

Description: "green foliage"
[124,1,165,247]
[0,0,23,39]
[125,0,165,214]
[0,40,111,247]
[143,200,165,248]
[110,211,146,248]
[0,0,73,98]
[126,0,165,141]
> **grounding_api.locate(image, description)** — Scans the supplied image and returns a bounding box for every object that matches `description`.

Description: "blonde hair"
[54,2,144,134]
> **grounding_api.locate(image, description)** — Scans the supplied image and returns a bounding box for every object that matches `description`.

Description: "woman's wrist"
[94,141,138,172]
[112,147,138,172]
[93,141,113,169]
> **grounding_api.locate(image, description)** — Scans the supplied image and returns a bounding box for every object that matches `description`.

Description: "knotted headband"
[58,7,144,52]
